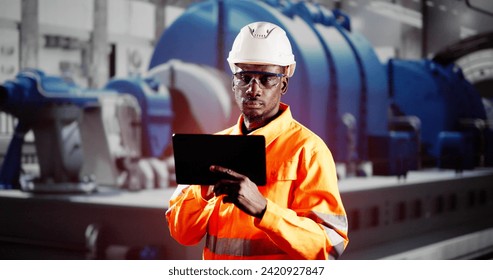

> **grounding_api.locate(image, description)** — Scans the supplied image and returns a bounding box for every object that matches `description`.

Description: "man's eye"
[241,75,253,83]
[261,76,276,84]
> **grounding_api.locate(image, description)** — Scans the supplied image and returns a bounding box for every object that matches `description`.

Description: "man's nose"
[246,78,261,94]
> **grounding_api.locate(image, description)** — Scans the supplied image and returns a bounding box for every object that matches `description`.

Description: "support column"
[154,0,167,45]
[89,0,109,88]
[20,0,39,69]
[421,0,429,58]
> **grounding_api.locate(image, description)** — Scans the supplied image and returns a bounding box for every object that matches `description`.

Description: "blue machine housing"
[105,77,173,158]
[1,70,174,160]
[0,69,174,189]
[0,69,100,114]
[290,2,390,164]
[387,59,488,168]
[0,69,101,188]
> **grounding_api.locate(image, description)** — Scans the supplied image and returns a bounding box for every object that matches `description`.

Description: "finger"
[222,195,236,204]
[213,181,238,196]
[210,165,243,179]
[213,184,226,196]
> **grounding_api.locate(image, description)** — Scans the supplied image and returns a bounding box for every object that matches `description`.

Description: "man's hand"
[209,165,267,219]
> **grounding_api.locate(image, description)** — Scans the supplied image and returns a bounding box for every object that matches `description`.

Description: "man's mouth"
[243,99,263,108]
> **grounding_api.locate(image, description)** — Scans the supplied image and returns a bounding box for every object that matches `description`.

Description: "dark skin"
[201,64,289,219]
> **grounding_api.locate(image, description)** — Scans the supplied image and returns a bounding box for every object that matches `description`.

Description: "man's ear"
[281,78,289,95]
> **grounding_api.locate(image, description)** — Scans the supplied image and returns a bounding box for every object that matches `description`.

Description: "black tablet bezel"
[172,134,267,186]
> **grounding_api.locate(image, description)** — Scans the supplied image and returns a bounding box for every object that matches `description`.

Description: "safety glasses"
[233,71,286,89]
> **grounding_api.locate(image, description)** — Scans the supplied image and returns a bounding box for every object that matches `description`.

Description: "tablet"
[172,134,266,186]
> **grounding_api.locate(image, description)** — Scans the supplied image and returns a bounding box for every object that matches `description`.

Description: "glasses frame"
[233,71,286,90]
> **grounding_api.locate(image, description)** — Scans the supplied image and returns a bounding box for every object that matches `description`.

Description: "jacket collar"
[231,103,293,147]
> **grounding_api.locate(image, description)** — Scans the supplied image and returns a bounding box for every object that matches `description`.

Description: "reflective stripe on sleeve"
[205,234,286,257]
[303,211,348,258]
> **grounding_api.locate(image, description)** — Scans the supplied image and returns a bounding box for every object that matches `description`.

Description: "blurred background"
[0,0,492,260]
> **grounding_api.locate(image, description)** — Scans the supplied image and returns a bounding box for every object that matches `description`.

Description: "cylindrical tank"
[149,0,389,165]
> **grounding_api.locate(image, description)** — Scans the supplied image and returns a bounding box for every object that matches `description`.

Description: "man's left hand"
[210,165,267,219]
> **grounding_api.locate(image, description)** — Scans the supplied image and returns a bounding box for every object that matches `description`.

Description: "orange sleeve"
[254,146,349,259]
[166,185,217,246]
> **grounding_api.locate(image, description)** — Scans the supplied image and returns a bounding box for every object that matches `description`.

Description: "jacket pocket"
[268,160,298,181]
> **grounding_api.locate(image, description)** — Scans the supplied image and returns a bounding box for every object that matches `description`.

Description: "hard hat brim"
[228,60,296,77]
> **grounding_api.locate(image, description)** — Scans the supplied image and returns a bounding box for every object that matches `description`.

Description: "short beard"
[243,111,265,124]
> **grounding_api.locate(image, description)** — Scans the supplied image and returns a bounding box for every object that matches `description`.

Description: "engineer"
[166,21,349,260]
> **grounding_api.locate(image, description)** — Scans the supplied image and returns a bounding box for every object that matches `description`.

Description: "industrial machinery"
[387,58,490,171]
[0,0,492,260]
[150,0,491,177]
[0,68,173,192]
[2,0,488,188]
[147,59,237,135]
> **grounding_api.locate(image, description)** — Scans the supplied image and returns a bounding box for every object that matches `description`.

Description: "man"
[166,22,348,260]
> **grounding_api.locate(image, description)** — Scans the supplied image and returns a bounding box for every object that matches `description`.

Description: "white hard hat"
[227,21,296,77]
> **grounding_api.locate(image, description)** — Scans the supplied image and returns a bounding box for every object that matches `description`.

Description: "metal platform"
[339,168,493,259]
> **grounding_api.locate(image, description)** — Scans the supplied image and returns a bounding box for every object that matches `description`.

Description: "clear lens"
[233,71,285,89]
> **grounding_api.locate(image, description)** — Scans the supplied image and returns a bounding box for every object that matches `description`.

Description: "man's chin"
[243,110,264,122]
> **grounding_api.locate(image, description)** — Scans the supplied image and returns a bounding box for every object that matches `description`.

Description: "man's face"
[232,63,288,128]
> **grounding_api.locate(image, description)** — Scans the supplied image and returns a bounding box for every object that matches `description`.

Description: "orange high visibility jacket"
[166,103,349,259]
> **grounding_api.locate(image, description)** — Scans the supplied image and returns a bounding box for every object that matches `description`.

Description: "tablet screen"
[172,134,266,186]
